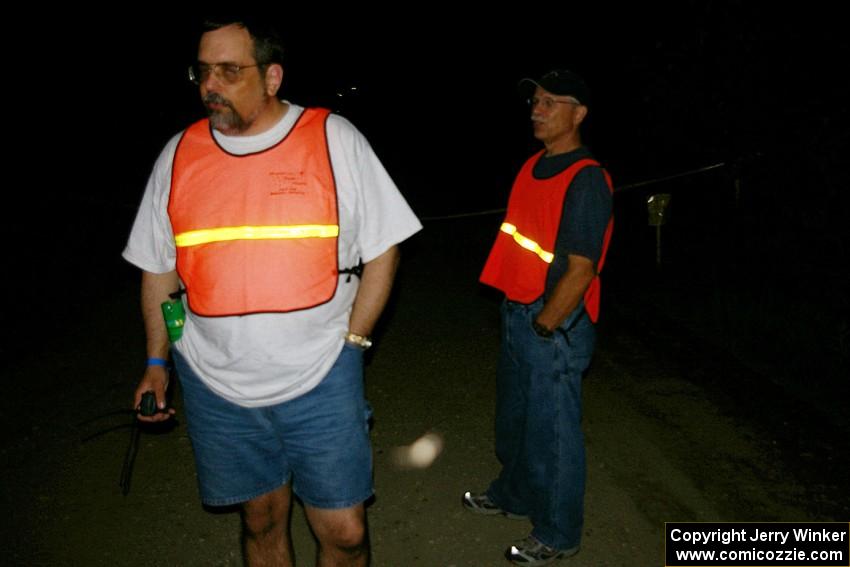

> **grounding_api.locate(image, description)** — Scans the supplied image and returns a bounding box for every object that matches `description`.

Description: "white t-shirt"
[123,103,422,407]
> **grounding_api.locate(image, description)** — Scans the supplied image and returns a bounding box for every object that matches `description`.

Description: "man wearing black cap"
[463,69,614,565]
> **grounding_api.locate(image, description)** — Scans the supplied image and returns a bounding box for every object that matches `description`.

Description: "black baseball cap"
[519,69,591,107]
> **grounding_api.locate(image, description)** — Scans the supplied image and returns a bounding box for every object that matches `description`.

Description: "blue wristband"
[147,357,168,367]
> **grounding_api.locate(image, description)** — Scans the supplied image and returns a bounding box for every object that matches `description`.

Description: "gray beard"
[204,92,267,135]
[208,107,248,135]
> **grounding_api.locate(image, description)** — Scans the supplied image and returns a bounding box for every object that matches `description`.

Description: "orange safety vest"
[168,108,340,316]
[480,152,613,322]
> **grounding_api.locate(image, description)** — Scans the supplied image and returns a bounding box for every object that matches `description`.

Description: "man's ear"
[265,64,284,96]
[574,104,588,126]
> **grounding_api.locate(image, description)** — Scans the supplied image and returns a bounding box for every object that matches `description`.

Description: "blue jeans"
[486,298,595,550]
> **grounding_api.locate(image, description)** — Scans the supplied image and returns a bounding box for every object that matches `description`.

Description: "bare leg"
[305,503,369,567]
[241,484,293,567]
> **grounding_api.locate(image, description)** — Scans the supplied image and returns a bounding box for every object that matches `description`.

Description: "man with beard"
[463,69,613,565]
[123,16,421,567]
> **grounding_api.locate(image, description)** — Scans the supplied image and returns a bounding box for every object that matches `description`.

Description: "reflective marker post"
[647,193,672,267]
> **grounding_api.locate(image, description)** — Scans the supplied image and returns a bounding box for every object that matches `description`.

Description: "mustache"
[203,92,234,109]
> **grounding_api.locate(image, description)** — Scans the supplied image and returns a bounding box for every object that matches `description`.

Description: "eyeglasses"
[188,62,260,85]
[527,96,580,111]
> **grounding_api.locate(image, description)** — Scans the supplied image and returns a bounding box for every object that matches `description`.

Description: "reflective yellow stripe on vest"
[500,223,554,264]
[175,224,340,248]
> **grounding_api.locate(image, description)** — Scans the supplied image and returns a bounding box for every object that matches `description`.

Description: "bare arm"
[348,246,401,337]
[534,254,596,331]
[133,270,180,422]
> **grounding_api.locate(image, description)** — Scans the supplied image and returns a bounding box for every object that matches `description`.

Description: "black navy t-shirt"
[532,146,612,297]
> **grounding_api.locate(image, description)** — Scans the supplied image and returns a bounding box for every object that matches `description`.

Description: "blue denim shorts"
[173,343,373,509]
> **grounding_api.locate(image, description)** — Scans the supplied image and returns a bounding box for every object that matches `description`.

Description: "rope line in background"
[421,161,726,222]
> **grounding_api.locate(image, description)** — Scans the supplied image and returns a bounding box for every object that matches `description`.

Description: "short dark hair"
[201,15,285,69]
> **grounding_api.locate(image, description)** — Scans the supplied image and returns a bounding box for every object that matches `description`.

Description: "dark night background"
[7,0,848,487]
